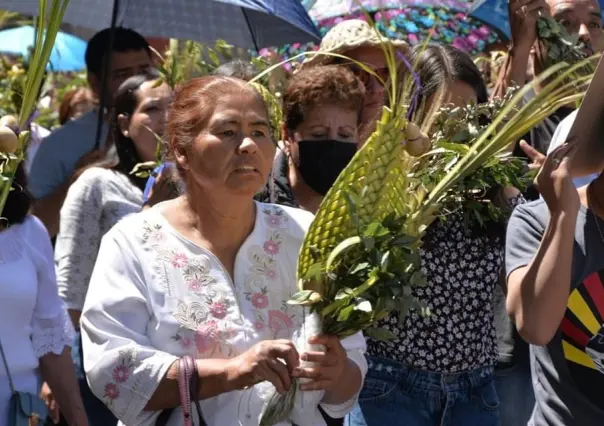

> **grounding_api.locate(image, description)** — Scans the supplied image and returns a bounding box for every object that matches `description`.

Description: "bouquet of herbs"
[0,0,69,222]
[257,25,593,425]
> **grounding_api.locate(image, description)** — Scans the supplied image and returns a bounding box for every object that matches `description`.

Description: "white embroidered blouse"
[55,167,143,312]
[0,216,74,426]
[81,202,367,426]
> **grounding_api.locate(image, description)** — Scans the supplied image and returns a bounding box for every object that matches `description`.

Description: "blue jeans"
[71,332,118,426]
[346,356,500,426]
[494,358,534,426]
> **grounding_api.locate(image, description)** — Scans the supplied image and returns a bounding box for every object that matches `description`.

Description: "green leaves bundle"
[0,0,70,222]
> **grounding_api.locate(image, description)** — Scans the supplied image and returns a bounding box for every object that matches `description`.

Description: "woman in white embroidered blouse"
[0,164,87,426]
[81,76,367,426]
[54,71,171,425]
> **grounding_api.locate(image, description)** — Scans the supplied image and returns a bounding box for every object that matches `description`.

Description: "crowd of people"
[1,0,603,425]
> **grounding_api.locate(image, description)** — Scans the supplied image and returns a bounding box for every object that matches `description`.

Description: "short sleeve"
[25,217,75,358]
[319,331,368,418]
[505,202,547,279]
[55,169,105,311]
[27,132,67,200]
[81,225,178,426]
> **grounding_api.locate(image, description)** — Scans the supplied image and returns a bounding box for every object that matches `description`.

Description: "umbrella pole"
[93,0,120,150]
[240,7,260,53]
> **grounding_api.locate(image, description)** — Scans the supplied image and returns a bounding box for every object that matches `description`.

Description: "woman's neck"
[174,186,256,273]
[287,158,322,214]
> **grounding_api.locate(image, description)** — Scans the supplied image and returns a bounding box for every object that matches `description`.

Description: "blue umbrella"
[0,0,321,50]
[0,25,86,71]
[470,0,604,40]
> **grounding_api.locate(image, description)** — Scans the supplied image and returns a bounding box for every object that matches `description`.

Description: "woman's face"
[427,80,478,111]
[178,90,274,197]
[121,80,171,162]
[290,103,358,145]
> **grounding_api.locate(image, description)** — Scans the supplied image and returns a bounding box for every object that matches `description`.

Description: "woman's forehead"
[209,92,268,121]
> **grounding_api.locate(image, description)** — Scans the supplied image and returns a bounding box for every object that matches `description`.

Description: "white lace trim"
[32,307,75,358]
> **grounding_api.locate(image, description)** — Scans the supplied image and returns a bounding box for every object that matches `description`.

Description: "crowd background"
[0,0,603,426]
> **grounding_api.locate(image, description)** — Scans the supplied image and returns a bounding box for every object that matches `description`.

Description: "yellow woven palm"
[297,106,412,281]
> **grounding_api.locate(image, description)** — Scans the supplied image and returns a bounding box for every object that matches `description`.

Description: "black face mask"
[295,139,357,196]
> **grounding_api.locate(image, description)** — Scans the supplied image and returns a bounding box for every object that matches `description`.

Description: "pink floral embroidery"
[195,321,219,353]
[264,268,277,281]
[251,292,269,309]
[187,278,202,292]
[171,253,188,268]
[210,302,228,319]
[104,383,120,400]
[254,320,265,331]
[268,310,294,336]
[173,333,193,349]
[265,214,282,228]
[263,240,280,255]
[103,349,137,404]
[112,365,130,383]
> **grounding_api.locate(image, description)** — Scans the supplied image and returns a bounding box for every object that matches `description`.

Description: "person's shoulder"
[257,202,314,231]
[19,215,50,240]
[510,198,549,227]
[42,111,97,145]
[75,167,117,186]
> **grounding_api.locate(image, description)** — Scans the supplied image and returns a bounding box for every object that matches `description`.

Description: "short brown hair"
[283,65,365,132]
[167,75,267,158]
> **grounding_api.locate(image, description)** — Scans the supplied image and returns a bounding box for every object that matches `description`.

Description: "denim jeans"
[494,357,534,426]
[346,356,500,426]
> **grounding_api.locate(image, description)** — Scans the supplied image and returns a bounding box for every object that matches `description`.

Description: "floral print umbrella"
[259,0,505,67]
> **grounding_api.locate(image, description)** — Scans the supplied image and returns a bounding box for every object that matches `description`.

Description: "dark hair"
[412,44,488,110]
[211,60,257,81]
[1,163,32,226]
[413,45,505,238]
[167,76,266,171]
[282,65,366,132]
[85,27,151,77]
[110,70,162,190]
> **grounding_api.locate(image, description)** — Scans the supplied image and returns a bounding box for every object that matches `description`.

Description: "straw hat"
[302,19,410,68]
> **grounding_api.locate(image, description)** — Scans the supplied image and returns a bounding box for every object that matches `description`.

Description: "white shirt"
[547,110,599,187]
[81,203,367,426]
[55,167,143,312]
[0,216,74,426]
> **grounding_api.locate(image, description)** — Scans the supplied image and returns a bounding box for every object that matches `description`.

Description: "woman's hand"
[40,382,61,424]
[226,339,300,394]
[291,335,348,392]
[145,166,181,208]
[535,143,580,215]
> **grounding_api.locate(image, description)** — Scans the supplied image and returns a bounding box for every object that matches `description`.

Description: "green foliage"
[419,87,530,227]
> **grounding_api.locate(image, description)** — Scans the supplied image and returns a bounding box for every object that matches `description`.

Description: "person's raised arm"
[492,0,548,99]
[506,144,579,345]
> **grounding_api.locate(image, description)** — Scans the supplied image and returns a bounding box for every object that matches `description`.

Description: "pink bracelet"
[178,357,195,426]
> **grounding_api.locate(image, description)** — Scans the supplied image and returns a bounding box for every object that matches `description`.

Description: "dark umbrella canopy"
[0,0,320,49]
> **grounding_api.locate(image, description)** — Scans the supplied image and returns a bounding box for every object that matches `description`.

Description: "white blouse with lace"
[81,202,367,426]
[55,167,143,312]
[0,216,74,426]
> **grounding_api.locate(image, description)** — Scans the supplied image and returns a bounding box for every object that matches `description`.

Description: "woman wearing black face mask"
[255,65,365,213]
